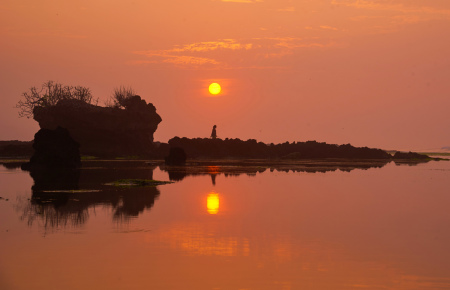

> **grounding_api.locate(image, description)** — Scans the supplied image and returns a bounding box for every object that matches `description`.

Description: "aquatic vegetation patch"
[107,179,173,187]
[115,156,140,160]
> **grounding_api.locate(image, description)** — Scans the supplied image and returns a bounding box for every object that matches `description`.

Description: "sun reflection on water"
[207,192,220,214]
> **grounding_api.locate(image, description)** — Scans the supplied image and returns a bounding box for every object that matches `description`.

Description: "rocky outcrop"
[392,151,430,160]
[0,140,33,157]
[167,137,392,160]
[33,96,161,157]
[21,127,81,170]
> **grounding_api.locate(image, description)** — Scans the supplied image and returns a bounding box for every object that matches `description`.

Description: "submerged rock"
[21,127,81,170]
[33,96,161,157]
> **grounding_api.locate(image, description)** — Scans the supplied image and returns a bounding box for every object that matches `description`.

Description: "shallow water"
[1,160,450,290]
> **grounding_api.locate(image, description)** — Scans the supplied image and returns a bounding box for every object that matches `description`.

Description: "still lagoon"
[1,159,450,290]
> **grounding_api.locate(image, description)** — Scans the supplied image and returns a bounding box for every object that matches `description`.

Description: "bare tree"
[16,81,96,118]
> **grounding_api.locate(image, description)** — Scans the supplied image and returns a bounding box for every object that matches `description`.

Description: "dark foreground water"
[1,160,450,290]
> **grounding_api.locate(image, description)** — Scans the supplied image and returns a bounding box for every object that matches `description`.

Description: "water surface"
[1,160,450,290]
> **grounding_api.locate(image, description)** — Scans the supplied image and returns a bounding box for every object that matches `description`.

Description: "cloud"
[133,39,252,68]
[305,25,340,31]
[331,0,450,34]
[277,7,295,12]
[319,25,339,31]
[172,40,253,53]
[2,29,88,39]
[254,37,337,49]
[332,0,450,18]
[132,37,339,69]
[132,51,221,67]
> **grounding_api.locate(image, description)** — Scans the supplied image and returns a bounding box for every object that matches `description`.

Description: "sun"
[208,83,221,95]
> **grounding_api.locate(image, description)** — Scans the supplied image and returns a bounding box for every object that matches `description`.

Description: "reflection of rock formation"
[167,170,188,182]
[30,168,81,192]
[160,160,390,185]
[0,162,23,170]
[25,186,161,228]
[112,188,160,219]
[33,97,161,157]
[21,161,161,230]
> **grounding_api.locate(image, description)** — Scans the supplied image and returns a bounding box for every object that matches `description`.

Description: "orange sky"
[1,0,449,150]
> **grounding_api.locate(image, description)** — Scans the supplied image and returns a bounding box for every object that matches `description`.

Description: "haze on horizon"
[1,0,449,151]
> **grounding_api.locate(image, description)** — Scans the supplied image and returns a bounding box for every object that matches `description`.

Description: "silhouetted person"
[211,125,217,139]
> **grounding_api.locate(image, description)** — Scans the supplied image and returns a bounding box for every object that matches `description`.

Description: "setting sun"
[208,83,221,95]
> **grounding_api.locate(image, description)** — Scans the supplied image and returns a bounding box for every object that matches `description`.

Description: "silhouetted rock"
[393,151,430,160]
[33,97,161,157]
[165,147,187,165]
[167,137,392,160]
[21,127,81,170]
[0,140,33,157]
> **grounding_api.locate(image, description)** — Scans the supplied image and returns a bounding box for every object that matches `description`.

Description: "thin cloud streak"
[132,37,338,69]
[277,7,295,12]
[132,52,220,67]
[2,29,88,39]
[172,40,253,53]
[332,0,450,18]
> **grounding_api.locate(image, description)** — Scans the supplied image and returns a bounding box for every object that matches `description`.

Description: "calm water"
[1,160,450,290]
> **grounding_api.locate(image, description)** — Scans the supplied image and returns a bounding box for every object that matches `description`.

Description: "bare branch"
[16,81,94,118]
[106,86,136,108]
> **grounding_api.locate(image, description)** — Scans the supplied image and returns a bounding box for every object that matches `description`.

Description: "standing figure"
[211,125,217,139]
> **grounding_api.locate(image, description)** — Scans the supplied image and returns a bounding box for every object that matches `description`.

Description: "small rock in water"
[165,147,187,166]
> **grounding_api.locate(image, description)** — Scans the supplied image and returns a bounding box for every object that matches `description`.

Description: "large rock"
[33,96,162,157]
[21,127,81,170]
